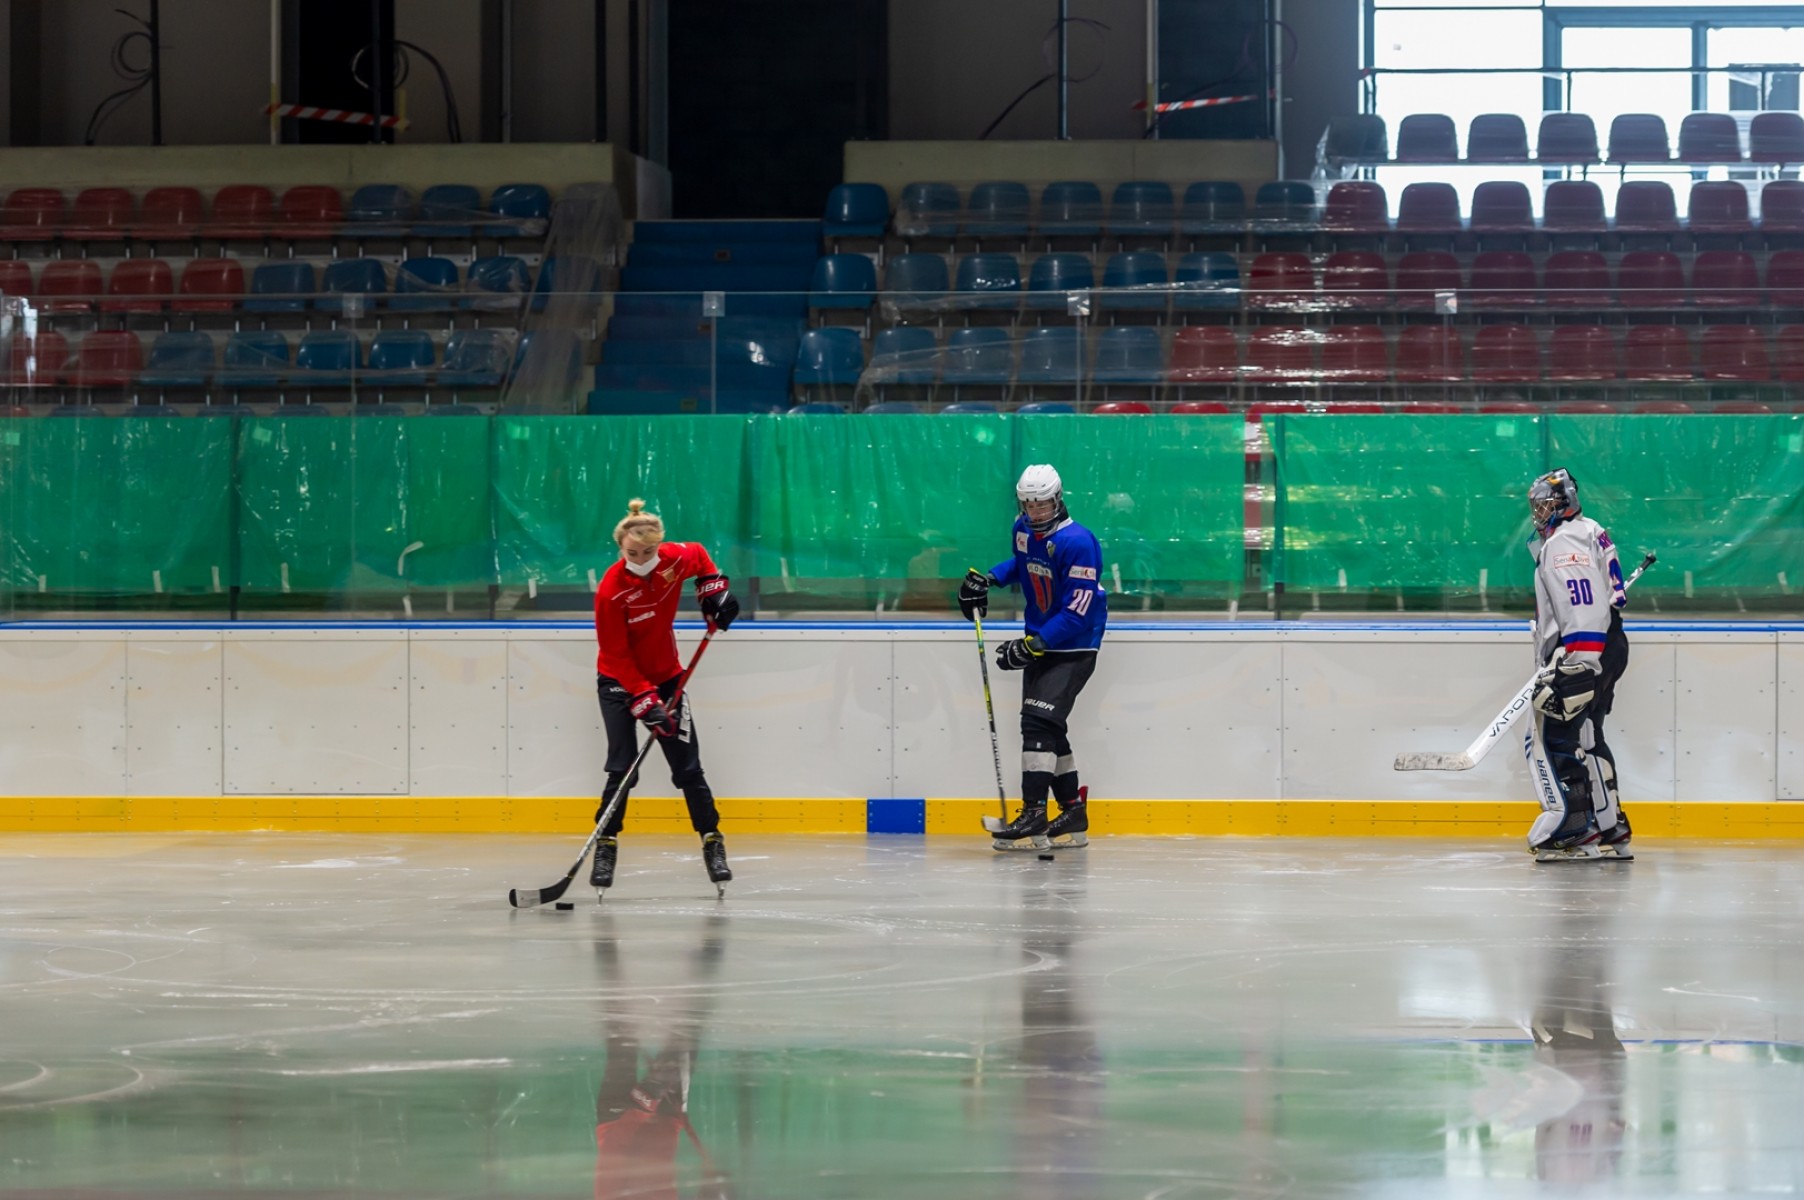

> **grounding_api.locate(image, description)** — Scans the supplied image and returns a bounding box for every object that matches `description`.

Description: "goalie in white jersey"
[1526,469,1633,861]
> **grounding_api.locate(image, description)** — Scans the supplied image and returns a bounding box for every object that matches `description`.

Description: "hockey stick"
[970,611,1011,827]
[1393,552,1655,772]
[508,626,716,908]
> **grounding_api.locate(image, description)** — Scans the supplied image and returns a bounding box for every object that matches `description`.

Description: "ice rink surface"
[3,833,1803,1199]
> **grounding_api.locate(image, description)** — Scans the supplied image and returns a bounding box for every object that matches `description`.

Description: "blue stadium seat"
[141,331,216,389]
[1100,252,1169,311]
[1093,326,1164,382]
[794,327,864,387]
[427,403,484,416]
[417,183,483,237]
[788,401,847,415]
[1254,181,1318,224]
[1015,400,1077,415]
[809,254,877,310]
[1040,181,1104,237]
[440,329,513,388]
[1173,252,1242,311]
[367,330,436,387]
[863,400,925,414]
[871,326,938,385]
[295,330,362,387]
[467,255,530,309]
[965,182,1031,239]
[1109,181,1175,237]
[1181,181,1247,230]
[942,327,1013,386]
[954,253,1022,311]
[488,183,551,236]
[122,404,180,418]
[896,182,960,239]
[244,261,317,314]
[939,401,999,414]
[516,330,584,382]
[347,184,415,236]
[391,257,461,312]
[222,331,290,389]
[531,256,604,313]
[1018,326,1084,385]
[883,253,951,312]
[318,257,387,313]
[1026,253,1096,311]
[822,183,889,238]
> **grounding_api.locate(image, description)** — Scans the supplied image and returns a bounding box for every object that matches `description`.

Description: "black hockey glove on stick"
[958,568,993,621]
[994,634,1045,671]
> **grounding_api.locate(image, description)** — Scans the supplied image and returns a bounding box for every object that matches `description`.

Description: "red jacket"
[593,542,718,693]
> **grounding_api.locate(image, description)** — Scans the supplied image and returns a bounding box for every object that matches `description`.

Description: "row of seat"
[2,327,517,390]
[814,323,1804,386]
[787,398,1779,416]
[1325,110,1804,165]
[0,183,550,242]
[0,254,538,316]
[838,248,1804,314]
[826,176,1804,242]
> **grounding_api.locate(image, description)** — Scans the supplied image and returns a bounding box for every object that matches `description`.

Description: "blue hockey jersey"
[990,516,1108,651]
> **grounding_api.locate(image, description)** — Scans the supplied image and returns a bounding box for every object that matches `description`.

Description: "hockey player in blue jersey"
[957,464,1109,851]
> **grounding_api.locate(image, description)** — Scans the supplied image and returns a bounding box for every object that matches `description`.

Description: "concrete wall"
[1,623,1799,832]
[394,0,485,145]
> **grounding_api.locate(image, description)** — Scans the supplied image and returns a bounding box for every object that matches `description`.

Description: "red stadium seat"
[1091,400,1154,415]
[1546,325,1620,381]
[1556,400,1616,413]
[278,185,344,239]
[1478,398,1541,414]
[1169,399,1231,414]
[99,258,174,314]
[1714,399,1774,413]
[1677,113,1743,163]
[1537,113,1599,162]
[1617,251,1686,308]
[1244,326,1316,381]
[1688,182,1752,234]
[1328,402,1387,414]
[1394,251,1461,310]
[1246,399,1314,419]
[1623,326,1693,380]
[36,260,103,314]
[1699,326,1770,381]
[1614,182,1679,233]
[1544,251,1612,308]
[0,259,34,299]
[1760,181,1804,232]
[1471,325,1541,382]
[1246,252,1314,310]
[1394,326,1464,383]
[1749,112,1804,164]
[1469,181,1534,233]
[1773,326,1804,381]
[207,185,275,237]
[1631,399,1694,414]
[1543,181,1606,232]
[0,329,67,386]
[1318,325,1389,381]
[1467,114,1529,161]
[138,186,206,238]
[69,188,134,237]
[1406,401,1465,414]
[66,330,144,389]
[1395,113,1459,162]
[1321,251,1389,309]
[1691,250,1759,308]
[1766,250,1804,306]
[1321,181,1388,232]
[1395,183,1461,232]
[1607,113,1671,162]
[173,257,246,313]
[1169,326,1239,383]
[0,188,66,241]
[1466,251,1538,308]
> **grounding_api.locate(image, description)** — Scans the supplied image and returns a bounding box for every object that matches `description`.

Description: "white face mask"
[622,553,658,577]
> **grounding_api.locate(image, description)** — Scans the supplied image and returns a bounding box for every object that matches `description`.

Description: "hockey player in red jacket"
[591,499,739,893]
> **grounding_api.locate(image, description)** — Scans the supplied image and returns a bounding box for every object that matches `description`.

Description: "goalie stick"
[1393,552,1655,773]
[508,626,716,908]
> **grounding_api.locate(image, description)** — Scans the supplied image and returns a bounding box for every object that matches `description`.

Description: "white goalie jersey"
[1531,515,1625,671]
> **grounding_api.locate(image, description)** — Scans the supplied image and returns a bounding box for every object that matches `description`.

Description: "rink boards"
[1,619,1802,836]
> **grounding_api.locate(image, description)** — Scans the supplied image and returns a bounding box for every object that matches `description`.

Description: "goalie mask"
[1529,469,1581,538]
[1016,464,1068,534]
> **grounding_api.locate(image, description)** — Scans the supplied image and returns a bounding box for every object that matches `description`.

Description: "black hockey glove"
[630,689,678,738]
[1532,660,1599,720]
[958,567,994,621]
[994,634,1046,671]
[694,573,739,631]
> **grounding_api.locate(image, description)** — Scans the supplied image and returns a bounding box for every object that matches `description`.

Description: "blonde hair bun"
[614,498,666,548]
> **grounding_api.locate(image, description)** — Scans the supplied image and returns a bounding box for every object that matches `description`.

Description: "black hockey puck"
[1037,853,1055,861]
[554,901,575,911]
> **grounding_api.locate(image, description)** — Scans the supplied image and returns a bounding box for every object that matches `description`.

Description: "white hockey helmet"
[1016,464,1068,533]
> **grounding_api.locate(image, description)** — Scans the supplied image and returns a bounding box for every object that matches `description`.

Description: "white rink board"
[0,621,1797,803]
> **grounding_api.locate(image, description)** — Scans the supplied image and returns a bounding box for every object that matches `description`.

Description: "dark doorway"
[284,0,396,143]
[667,0,887,218]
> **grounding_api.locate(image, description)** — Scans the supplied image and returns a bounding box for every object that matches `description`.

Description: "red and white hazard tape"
[1132,91,1273,114]
[264,103,409,131]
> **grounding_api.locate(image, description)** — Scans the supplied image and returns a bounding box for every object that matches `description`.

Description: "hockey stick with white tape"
[969,611,1012,829]
[1393,552,1655,772]
[508,626,715,908]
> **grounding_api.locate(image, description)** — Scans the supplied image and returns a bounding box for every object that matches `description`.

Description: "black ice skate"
[701,832,732,897]
[1598,814,1634,861]
[590,836,619,893]
[1046,787,1089,848]
[982,803,1050,852]
[1532,821,1603,863]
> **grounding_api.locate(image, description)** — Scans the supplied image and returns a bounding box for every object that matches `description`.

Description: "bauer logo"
[1553,551,1590,568]
[628,610,659,623]
[1025,698,1057,711]
[1016,532,1029,553]
[1069,566,1097,581]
